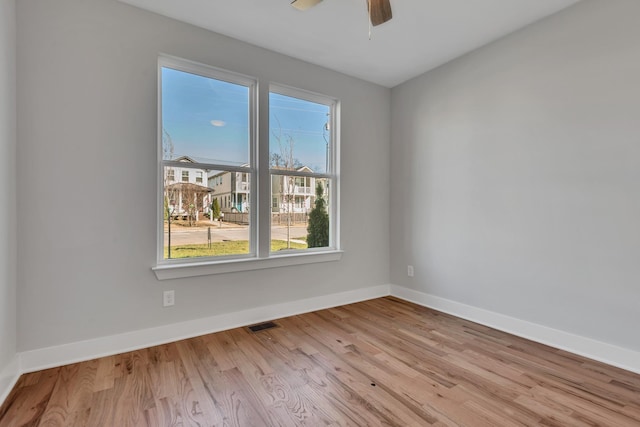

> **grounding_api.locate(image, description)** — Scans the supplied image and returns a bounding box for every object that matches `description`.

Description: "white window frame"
[268,83,340,254]
[153,55,341,280]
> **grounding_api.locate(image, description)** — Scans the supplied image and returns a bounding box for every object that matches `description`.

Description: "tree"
[162,128,174,162]
[270,152,302,170]
[163,129,175,221]
[307,182,329,248]
[272,119,299,248]
[177,183,207,226]
[211,198,220,220]
[270,152,284,168]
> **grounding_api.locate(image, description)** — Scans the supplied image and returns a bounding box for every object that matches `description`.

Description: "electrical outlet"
[407,265,414,277]
[163,290,175,307]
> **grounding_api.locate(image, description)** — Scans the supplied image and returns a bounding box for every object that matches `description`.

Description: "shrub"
[307,183,329,248]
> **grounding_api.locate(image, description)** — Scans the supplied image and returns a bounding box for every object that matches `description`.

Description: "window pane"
[162,67,250,166]
[271,175,331,252]
[269,92,330,174]
[164,166,251,259]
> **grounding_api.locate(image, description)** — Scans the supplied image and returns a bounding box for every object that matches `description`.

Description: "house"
[164,156,212,219]
[3,0,640,421]
[208,168,250,214]
[271,166,317,215]
[208,166,320,215]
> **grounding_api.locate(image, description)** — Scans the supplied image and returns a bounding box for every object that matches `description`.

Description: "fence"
[221,212,249,225]
[216,212,309,226]
[271,212,309,225]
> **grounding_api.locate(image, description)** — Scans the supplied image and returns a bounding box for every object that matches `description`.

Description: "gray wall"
[17,0,390,351]
[0,0,17,387]
[391,0,640,352]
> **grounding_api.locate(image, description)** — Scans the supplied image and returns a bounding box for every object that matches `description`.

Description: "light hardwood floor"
[1,297,639,426]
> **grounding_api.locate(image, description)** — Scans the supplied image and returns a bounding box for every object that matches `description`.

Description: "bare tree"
[162,129,174,161]
[271,119,300,248]
[177,183,208,227]
[162,129,175,220]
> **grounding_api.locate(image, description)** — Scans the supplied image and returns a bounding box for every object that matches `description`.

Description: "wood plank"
[37,360,98,427]
[0,368,60,426]
[2,297,640,426]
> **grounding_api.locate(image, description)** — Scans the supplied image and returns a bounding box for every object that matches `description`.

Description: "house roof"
[175,155,196,163]
[270,165,315,173]
[165,182,213,193]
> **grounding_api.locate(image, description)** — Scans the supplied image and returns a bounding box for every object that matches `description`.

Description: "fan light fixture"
[291,0,392,27]
[291,0,323,11]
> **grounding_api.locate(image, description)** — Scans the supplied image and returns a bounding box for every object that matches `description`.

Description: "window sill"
[152,250,343,280]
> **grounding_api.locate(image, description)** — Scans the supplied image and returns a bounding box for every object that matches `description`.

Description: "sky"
[162,67,330,173]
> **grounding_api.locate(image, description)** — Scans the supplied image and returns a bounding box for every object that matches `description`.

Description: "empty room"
[1,0,639,425]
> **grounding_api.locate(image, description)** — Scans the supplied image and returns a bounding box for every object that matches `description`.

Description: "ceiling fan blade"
[291,0,323,11]
[368,0,392,26]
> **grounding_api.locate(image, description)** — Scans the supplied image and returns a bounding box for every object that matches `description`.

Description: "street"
[164,222,307,246]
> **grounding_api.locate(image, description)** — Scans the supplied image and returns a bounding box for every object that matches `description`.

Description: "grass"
[164,240,307,259]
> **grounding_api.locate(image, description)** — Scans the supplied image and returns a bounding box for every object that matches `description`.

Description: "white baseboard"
[0,355,20,406]
[7,282,640,410]
[390,285,640,375]
[19,284,391,374]
[11,282,640,400]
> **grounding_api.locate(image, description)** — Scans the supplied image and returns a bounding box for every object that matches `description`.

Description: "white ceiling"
[118,0,580,88]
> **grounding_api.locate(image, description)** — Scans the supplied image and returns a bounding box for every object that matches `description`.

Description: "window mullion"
[257,83,271,259]
[330,102,340,249]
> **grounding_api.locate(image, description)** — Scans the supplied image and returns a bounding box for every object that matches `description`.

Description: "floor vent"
[247,321,279,332]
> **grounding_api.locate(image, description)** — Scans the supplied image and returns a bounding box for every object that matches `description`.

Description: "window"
[155,55,340,278]
[159,57,253,263]
[269,87,336,253]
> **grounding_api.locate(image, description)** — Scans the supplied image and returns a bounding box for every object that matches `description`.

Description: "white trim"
[19,284,390,374]
[268,83,340,253]
[159,53,257,88]
[0,355,20,406]
[269,82,338,110]
[6,283,640,408]
[157,54,258,267]
[156,56,340,273]
[390,285,640,375]
[153,250,343,280]
[331,101,340,251]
